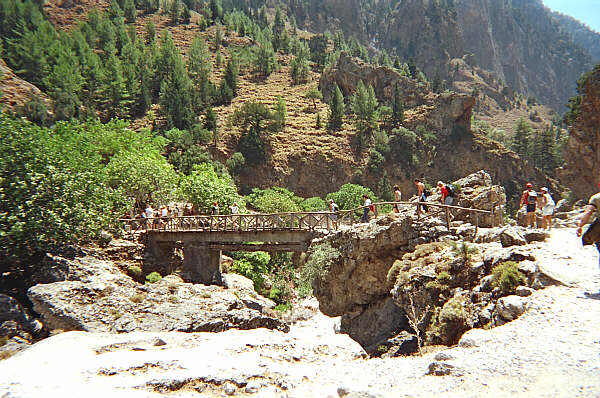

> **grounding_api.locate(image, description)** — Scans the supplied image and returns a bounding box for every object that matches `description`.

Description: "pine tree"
[187,34,213,109]
[44,49,83,121]
[102,53,131,118]
[315,113,321,128]
[272,6,288,53]
[328,84,345,131]
[378,171,393,201]
[254,39,277,77]
[159,53,195,129]
[80,46,105,116]
[123,0,136,23]
[309,34,328,69]
[121,38,142,117]
[272,96,287,132]
[209,0,223,23]
[512,117,532,157]
[145,20,156,44]
[154,30,178,95]
[392,82,404,126]
[171,0,181,25]
[351,81,379,142]
[290,41,310,84]
[223,57,238,94]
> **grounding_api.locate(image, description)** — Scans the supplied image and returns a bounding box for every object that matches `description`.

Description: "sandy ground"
[0,229,599,397]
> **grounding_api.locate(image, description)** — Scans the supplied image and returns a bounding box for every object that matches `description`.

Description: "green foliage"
[290,41,310,84]
[368,149,385,173]
[326,183,378,211]
[254,39,278,77]
[0,115,129,263]
[246,187,302,213]
[232,101,274,164]
[272,96,287,132]
[328,84,345,131]
[530,125,559,176]
[511,117,532,156]
[226,152,245,178]
[351,80,379,149]
[389,127,418,166]
[298,243,341,298]
[451,241,478,264]
[179,163,242,214]
[436,271,451,285]
[492,261,526,295]
[127,265,143,278]
[230,251,271,291]
[159,48,194,130]
[145,271,162,284]
[308,34,328,68]
[187,34,214,110]
[300,197,327,212]
[305,87,322,110]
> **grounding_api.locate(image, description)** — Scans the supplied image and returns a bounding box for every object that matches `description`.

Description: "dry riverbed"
[1,229,599,397]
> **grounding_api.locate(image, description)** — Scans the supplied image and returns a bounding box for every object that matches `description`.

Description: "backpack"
[526,190,537,205]
[423,188,431,197]
[446,184,455,197]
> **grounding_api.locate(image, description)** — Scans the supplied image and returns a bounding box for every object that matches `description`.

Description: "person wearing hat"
[328,199,339,230]
[539,187,555,230]
[576,180,600,270]
[519,182,538,228]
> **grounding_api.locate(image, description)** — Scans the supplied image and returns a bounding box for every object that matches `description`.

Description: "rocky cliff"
[287,0,595,111]
[561,64,600,200]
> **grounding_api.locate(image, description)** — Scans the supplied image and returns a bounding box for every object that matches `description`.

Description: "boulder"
[522,230,549,243]
[452,171,506,227]
[554,199,572,213]
[0,294,42,355]
[516,286,534,297]
[483,247,536,267]
[27,254,287,334]
[381,330,418,357]
[427,362,463,376]
[499,226,527,247]
[496,296,528,321]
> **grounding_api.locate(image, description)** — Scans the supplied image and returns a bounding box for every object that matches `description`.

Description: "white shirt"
[365,198,372,207]
[230,205,239,214]
[145,207,153,218]
[161,208,168,217]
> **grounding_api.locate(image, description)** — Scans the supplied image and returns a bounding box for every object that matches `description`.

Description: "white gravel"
[1,229,599,397]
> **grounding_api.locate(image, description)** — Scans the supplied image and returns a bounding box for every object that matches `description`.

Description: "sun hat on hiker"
[541,187,548,192]
[526,183,532,188]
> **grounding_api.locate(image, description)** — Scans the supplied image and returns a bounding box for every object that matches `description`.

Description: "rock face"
[290,0,595,111]
[27,254,287,334]
[561,64,600,200]
[451,170,506,227]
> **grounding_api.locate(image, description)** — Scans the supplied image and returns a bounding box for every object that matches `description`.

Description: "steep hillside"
[560,64,600,200]
[552,11,600,62]
[0,59,52,113]
[285,0,594,111]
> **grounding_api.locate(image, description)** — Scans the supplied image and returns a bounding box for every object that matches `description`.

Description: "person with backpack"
[576,181,600,271]
[329,199,339,230]
[519,183,538,228]
[437,181,455,206]
[539,187,555,230]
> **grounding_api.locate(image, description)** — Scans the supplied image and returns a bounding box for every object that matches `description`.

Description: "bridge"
[121,202,495,285]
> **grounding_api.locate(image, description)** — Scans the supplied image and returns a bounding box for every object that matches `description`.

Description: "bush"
[179,163,243,214]
[389,127,417,166]
[145,271,162,284]
[127,265,143,278]
[230,251,271,291]
[129,293,146,303]
[298,243,341,298]
[300,197,327,212]
[246,187,302,213]
[492,261,526,295]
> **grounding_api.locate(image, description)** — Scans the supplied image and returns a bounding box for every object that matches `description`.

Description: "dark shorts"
[526,204,536,213]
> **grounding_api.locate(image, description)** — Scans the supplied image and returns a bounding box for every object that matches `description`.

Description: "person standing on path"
[437,181,454,206]
[414,179,427,214]
[393,185,402,213]
[576,184,600,269]
[329,199,339,230]
[519,183,538,228]
[211,201,219,215]
[540,187,555,230]
[361,194,371,223]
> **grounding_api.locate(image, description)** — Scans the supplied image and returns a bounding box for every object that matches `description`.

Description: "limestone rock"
[500,226,527,247]
[452,171,506,227]
[496,296,528,321]
[427,362,462,376]
[381,331,418,357]
[458,328,493,348]
[27,254,287,334]
[522,230,549,243]
[554,199,572,213]
[483,247,536,267]
[516,286,534,297]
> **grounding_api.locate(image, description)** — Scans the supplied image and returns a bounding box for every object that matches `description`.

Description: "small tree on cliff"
[392,82,404,126]
[512,117,532,157]
[328,84,345,131]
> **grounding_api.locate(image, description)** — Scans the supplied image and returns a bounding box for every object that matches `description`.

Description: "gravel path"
[1,229,599,397]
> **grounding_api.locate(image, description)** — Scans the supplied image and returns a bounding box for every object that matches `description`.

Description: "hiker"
[230,202,239,214]
[230,202,241,229]
[576,182,600,269]
[211,201,219,215]
[393,185,402,213]
[145,204,154,230]
[540,187,555,230]
[361,194,371,222]
[519,183,538,228]
[437,181,455,206]
[329,199,339,230]
[414,179,428,214]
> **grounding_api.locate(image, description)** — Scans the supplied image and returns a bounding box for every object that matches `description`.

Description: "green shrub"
[298,243,341,298]
[274,303,292,312]
[127,265,143,278]
[168,295,179,303]
[492,261,526,295]
[436,271,451,285]
[230,251,271,291]
[145,272,162,284]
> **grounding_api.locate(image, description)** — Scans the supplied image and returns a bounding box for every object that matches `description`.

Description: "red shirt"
[440,185,449,199]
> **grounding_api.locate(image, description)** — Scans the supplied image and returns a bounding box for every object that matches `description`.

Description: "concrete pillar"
[183,242,223,285]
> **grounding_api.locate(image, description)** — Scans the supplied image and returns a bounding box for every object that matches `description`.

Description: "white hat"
[541,187,548,192]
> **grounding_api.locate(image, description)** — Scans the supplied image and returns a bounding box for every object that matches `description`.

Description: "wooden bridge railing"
[119,201,495,236]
